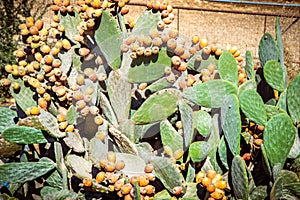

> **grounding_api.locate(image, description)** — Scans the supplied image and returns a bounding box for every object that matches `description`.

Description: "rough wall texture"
[37,0,300,79]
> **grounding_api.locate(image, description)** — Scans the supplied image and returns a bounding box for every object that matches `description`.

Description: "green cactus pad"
[8,75,37,112]
[98,92,118,126]
[231,155,249,200]
[265,104,286,120]
[17,116,46,131]
[288,132,300,159]
[63,131,85,153]
[39,110,65,138]
[194,110,212,137]
[261,144,272,175]
[238,79,257,96]
[287,73,300,125]
[263,113,296,169]
[116,153,146,177]
[0,162,55,183]
[263,60,285,92]
[271,170,300,199]
[218,136,229,170]
[131,89,181,124]
[0,107,16,132]
[245,50,255,80]
[134,122,160,142]
[258,33,279,67]
[58,45,75,75]
[221,94,241,155]
[285,183,300,197]
[207,115,222,174]
[89,122,109,166]
[276,88,287,111]
[201,157,214,173]
[186,164,196,183]
[182,183,200,200]
[178,100,194,149]
[41,186,77,200]
[95,10,122,70]
[270,174,300,200]
[249,185,267,200]
[132,10,161,36]
[66,105,79,125]
[160,120,183,154]
[2,126,46,144]
[152,156,184,193]
[239,89,267,126]
[66,154,92,179]
[187,50,218,72]
[218,51,238,85]
[128,48,172,83]
[46,170,63,190]
[145,77,173,93]
[107,70,131,123]
[189,141,211,163]
[154,189,171,200]
[59,12,81,43]
[183,79,238,108]
[278,170,299,184]
[276,17,287,87]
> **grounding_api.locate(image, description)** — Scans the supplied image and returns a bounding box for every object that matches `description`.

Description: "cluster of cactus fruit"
[80,151,158,200]
[0,0,300,199]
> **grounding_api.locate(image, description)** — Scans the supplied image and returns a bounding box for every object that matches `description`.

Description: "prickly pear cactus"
[263,113,296,169]
[0,1,299,200]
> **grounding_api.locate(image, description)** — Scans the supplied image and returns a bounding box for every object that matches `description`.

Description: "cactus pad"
[39,110,65,138]
[258,33,279,67]
[194,110,212,137]
[178,100,194,149]
[221,94,241,155]
[183,79,238,108]
[263,60,285,92]
[152,156,184,193]
[218,51,238,85]
[239,89,267,126]
[95,10,122,70]
[160,120,183,154]
[231,155,249,200]
[59,12,81,43]
[2,126,46,144]
[0,107,16,132]
[8,75,37,112]
[263,113,296,169]
[131,89,181,124]
[287,74,300,125]
[189,141,211,163]
[107,70,131,123]
[0,162,55,183]
[128,48,172,83]
[245,50,255,80]
[66,154,92,179]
